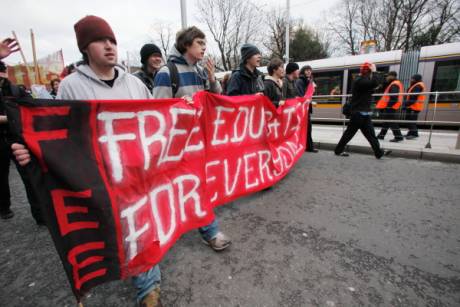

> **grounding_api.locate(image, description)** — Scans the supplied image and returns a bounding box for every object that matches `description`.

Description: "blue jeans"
[198,218,219,241]
[132,264,161,302]
[131,219,219,302]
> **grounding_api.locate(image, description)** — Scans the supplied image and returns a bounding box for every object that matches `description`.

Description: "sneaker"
[335,152,349,157]
[405,135,418,140]
[140,287,162,307]
[0,209,14,219]
[389,138,403,142]
[376,150,392,159]
[203,232,231,251]
[307,149,319,153]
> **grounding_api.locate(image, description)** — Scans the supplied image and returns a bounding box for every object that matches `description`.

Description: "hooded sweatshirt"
[152,46,221,98]
[57,64,151,100]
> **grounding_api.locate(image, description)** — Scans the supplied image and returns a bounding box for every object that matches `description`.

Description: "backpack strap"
[166,61,180,97]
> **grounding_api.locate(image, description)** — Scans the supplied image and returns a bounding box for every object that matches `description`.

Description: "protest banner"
[7,50,64,88]
[6,91,309,300]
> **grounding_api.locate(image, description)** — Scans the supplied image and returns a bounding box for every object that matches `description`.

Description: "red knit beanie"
[74,15,117,51]
[360,62,372,74]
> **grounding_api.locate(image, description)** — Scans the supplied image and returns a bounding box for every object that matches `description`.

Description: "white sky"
[0,0,336,66]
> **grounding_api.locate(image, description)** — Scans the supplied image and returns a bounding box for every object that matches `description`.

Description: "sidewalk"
[312,124,460,163]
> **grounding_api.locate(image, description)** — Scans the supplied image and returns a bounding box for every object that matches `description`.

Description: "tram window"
[431,60,460,103]
[346,66,389,94]
[313,70,343,103]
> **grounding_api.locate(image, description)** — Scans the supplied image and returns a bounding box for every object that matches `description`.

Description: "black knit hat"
[140,44,162,65]
[241,43,261,63]
[285,62,299,75]
[411,74,422,82]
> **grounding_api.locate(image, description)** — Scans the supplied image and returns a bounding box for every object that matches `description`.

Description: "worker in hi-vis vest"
[403,74,426,139]
[376,71,404,142]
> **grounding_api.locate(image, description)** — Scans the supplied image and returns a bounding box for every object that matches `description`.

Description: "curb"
[315,141,460,164]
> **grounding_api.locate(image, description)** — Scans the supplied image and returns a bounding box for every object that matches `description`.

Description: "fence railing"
[310,90,460,149]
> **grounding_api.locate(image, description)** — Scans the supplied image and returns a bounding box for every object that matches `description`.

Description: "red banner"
[6,91,309,298]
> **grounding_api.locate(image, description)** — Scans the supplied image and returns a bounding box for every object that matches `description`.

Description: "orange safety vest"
[376,80,404,110]
[406,82,426,111]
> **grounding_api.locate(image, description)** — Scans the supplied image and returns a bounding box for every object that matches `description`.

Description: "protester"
[376,71,404,142]
[334,62,391,159]
[49,78,60,98]
[152,26,231,252]
[403,74,425,139]
[226,43,264,96]
[60,63,76,79]
[296,65,318,152]
[133,43,163,93]
[0,61,45,224]
[11,15,162,307]
[0,38,19,60]
[282,62,300,99]
[263,58,285,106]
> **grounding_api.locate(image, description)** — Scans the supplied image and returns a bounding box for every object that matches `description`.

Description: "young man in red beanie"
[334,62,391,159]
[11,15,162,307]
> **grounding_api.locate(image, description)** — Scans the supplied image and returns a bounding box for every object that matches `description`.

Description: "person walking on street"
[11,15,163,307]
[152,26,231,253]
[226,43,264,96]
[296,65,318,152]
[282,62,300,99]
[376,71,404,142]
[334,62,391,159]
[403,74,425,139]
[263,58,285,107]
[133,43,163,93]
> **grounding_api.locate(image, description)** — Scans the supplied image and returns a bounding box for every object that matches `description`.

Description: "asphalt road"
[1,151,460,307]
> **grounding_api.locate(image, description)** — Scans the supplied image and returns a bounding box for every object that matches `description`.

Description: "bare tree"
[327,0,459,54]
[150,21,175,58]
[327,0,361,55]
[263,8,293,60]
[197,0,264,71]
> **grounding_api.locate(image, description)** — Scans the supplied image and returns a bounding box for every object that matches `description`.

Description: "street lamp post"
[180,0,188,29]
[285,0,290,63]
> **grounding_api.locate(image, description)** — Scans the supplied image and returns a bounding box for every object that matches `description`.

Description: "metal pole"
[425,92,438,149]
[180,0,187,29]
[456,128,460,150]
[285,0,290,63]
[30,29,41,84]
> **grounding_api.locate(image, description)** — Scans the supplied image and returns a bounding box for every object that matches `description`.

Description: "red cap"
[360,62,372,74]
[74,15,117,51]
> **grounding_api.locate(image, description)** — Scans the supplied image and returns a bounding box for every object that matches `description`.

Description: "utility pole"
[285,0,290,63]
[180,0,188,29]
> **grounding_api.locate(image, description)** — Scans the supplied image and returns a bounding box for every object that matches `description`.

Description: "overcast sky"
[1,0,336,66]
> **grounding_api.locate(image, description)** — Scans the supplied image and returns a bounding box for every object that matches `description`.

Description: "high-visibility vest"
[376,80,404,110]
[406,82,426,111]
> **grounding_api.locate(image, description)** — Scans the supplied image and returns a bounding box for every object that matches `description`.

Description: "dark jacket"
[282,76,299,99]
[295,76,311,97]
[296,76,313,113]
[263,76,283,107]
[349,73,382,113]
[133,68,156,94]
[227,64,264,96]
[0,79,30,138]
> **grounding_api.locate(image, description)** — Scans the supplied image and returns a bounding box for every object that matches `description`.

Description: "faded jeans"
[131,218,219,301]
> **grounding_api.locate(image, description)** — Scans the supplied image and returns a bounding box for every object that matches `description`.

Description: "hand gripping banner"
[6,91,309,300]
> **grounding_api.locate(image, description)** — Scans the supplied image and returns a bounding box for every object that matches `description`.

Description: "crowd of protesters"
[0,14,427,306]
